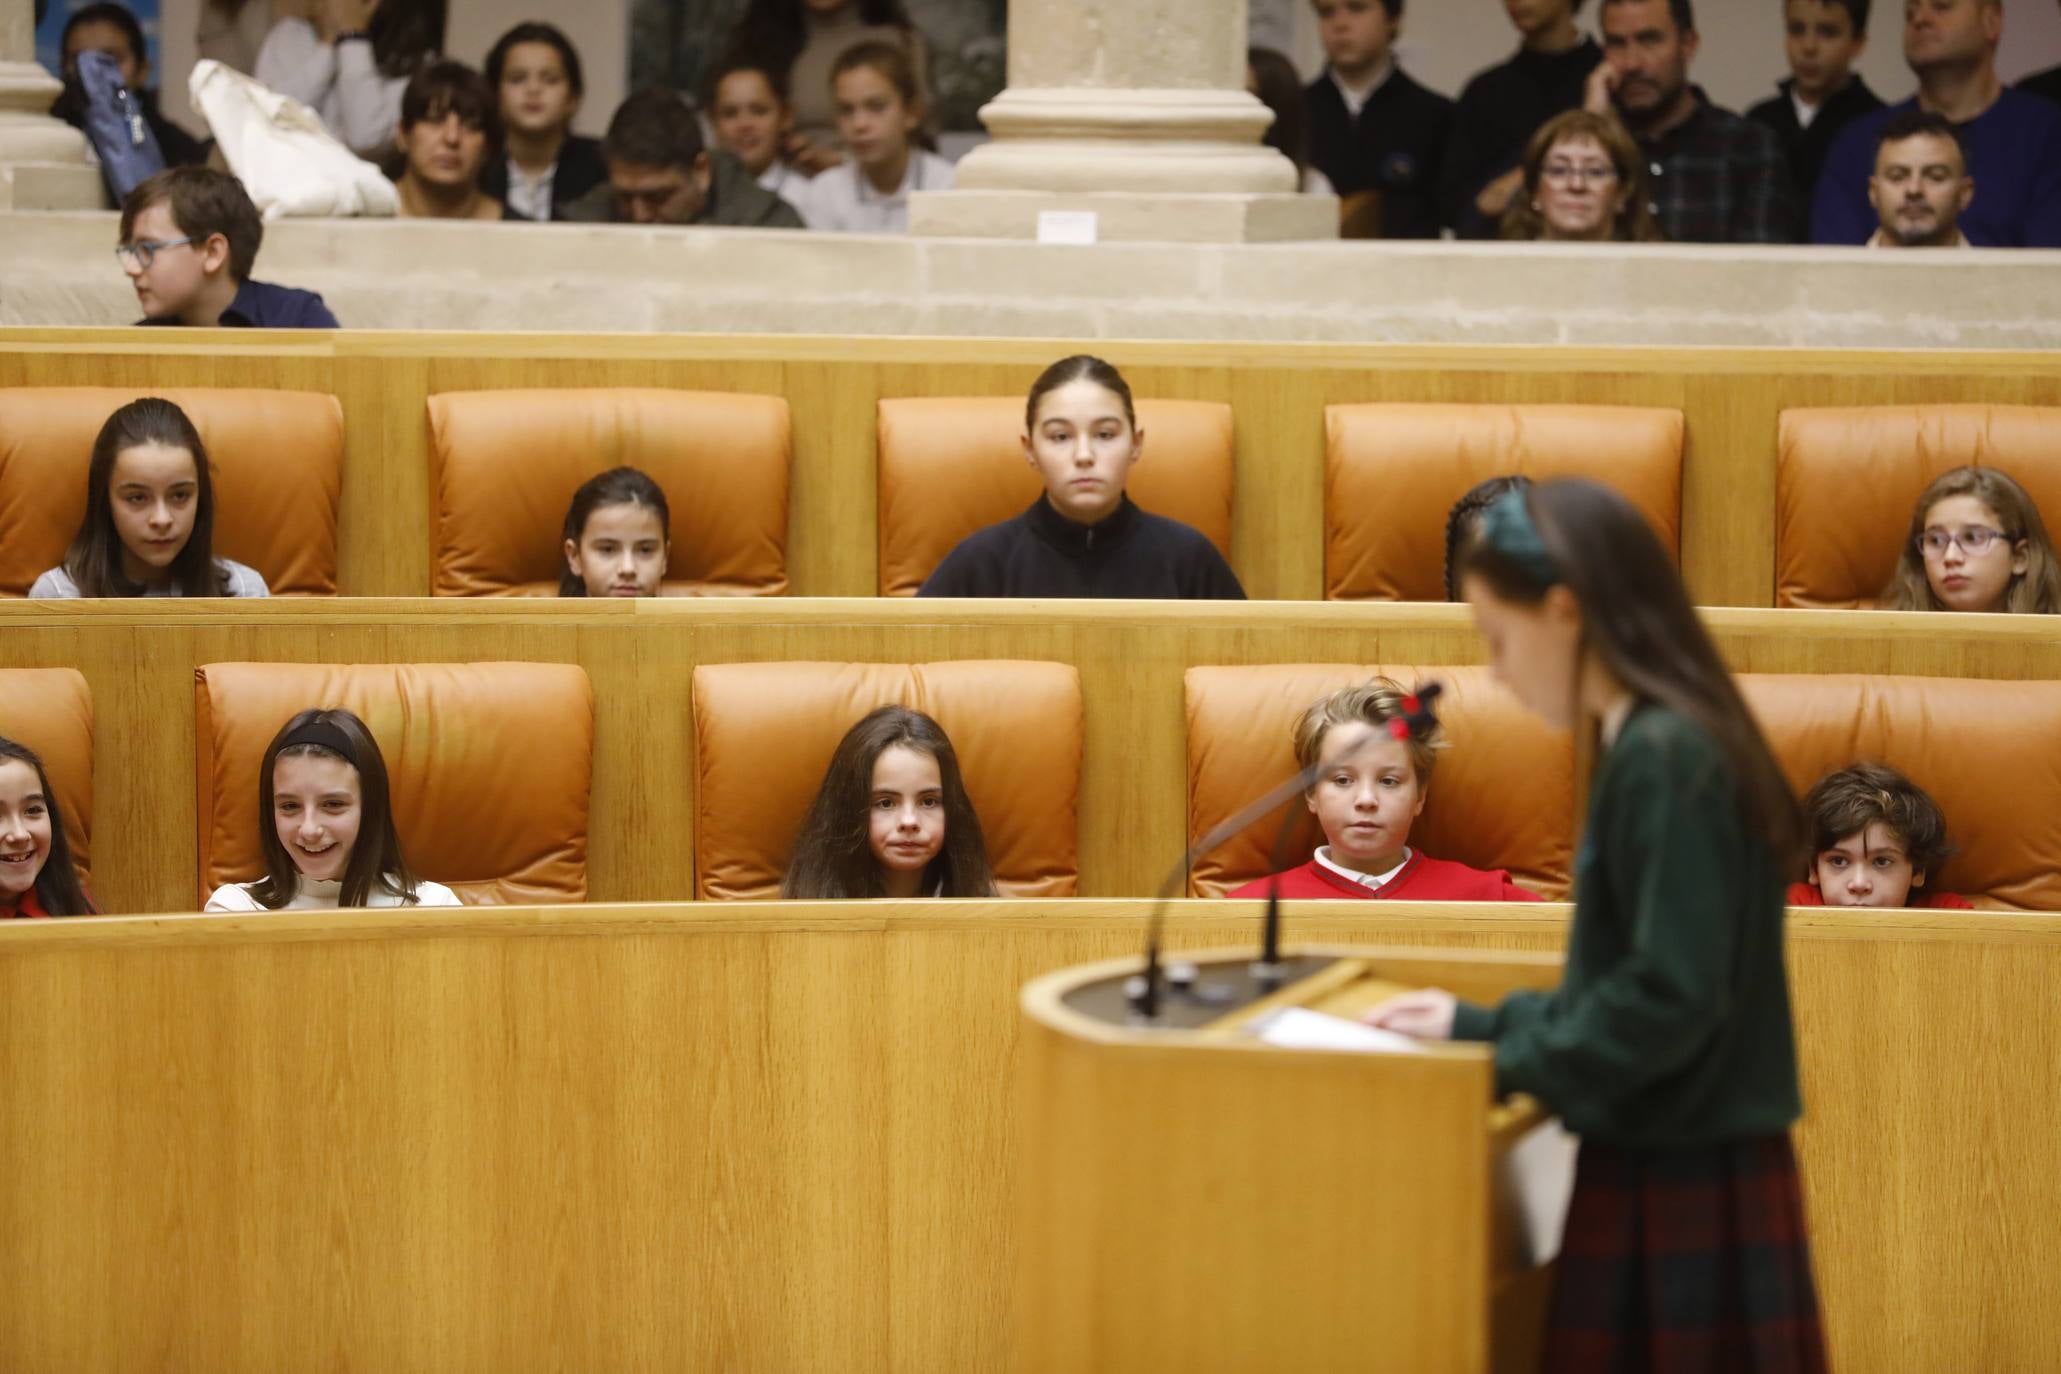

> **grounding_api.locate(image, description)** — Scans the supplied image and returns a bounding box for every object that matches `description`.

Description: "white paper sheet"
[1249,1006,1428,1055]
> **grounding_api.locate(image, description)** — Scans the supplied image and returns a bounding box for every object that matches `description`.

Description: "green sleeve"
[1485,736,1741,1112]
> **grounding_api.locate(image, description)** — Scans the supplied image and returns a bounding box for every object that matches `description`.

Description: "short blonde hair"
[1291,678,1442,785]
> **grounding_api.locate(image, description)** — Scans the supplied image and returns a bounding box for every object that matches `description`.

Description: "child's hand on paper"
[1362,988,1456,1041]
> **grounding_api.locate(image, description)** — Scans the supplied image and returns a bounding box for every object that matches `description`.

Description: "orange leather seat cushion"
[0,667,93,885]
[194,662,594,906]
[1185,664,1572,898]
[1776,405,2061,608]
[876,397,1235,596]
[692,660,1082,898]
[0,387,344,596]
[1741,673,2061,909]
[427,389,791,597]
[1324,403,1684,601]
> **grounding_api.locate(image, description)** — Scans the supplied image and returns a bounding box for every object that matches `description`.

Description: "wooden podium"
[1012,945,1572,1374]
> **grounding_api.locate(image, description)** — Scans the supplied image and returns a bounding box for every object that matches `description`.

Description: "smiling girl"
[205,709,460,911]
[31,398,268,599]
[1367,479,1826,1370]
[781,706,995,899]
[918,355,1246,600]
[707,54,819,224]
[1879,466,2061,614]
[1226,680,1540,902]
[0,737,96,918]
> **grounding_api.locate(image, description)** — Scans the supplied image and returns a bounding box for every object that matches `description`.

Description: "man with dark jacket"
[560,89,805,228]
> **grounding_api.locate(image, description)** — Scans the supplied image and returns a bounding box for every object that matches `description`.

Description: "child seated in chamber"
[1789,762,1971,909]
[1227,678,1541,902]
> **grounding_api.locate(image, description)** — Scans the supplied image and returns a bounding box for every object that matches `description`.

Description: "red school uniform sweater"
[1785,882,1971,910]
[1,888,51,918]
[1226,852,1543,902]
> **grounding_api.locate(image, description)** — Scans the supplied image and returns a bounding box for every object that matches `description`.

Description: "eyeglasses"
[1918,525,2011,558]
[1541,161,1618,186]
[114,236,197,270]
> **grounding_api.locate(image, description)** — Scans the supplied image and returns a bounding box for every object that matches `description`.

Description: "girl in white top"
[810,40,953,234]
[30,398,268,600]
[707,56,822,228]
[205,709,461,912]
[253,0,444,160]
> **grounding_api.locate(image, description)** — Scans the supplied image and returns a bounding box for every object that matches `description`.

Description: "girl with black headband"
[204,709,460,911]
[1366,478,1826,1372]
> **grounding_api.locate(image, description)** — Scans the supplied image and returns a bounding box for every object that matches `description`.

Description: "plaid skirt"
[1543,1134,1828,1374]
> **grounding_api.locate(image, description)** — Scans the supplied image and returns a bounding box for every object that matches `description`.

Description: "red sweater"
[1,888,50,919]
[1785,881,1971,910]
[1226,853,1543,902]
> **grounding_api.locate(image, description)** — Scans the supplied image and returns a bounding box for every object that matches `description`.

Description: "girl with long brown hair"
[1367,478,1825,1371]
[1879,466,2061,614]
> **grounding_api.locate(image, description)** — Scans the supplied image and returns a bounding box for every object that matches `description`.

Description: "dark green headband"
[1477,489,1562,590]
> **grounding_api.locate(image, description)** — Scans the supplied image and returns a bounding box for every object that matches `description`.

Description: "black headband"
[277,718,358,765]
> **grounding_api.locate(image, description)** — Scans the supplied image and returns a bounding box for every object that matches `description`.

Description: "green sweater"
[1450,704,1802,1148]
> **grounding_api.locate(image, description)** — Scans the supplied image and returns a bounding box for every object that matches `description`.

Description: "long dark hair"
[781,706,996,899]
[368,0,447,80]
[1444,474,1533,601]
[1248,47,1311,181]
[0,736,95,916]
[726,0,914,79]
[1879,466,2061,614]
[558,467,671,596]
[247,709,426,909]
[1459,478,1801,866]
[1024,354,1135,433]
[64,397,231,598]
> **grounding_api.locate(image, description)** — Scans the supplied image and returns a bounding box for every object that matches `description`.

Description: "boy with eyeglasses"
[117,168,339,328]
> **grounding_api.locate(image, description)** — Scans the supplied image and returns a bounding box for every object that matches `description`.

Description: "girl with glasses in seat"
[1880,466,2061,614]
[1500,108,1663,243]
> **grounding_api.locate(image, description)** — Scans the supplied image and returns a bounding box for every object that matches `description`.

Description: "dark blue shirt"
[138,278,340,328]
[1811,90,2061,247]
[917,496,1247,601]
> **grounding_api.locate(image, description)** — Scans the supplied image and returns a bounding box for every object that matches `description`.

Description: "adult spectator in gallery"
[480,22,606,223]
[1586,0,1798,242]
[723,0,934,171]
[1747,0,1886,207]
[559,90,806,228]
[1500,108,1664,241]
[1865,109,1975,247]
[390,62,506,221]
[1301,0,1453,238]
[1440,0,1603,238]
[2022,0,2061,108]
[53,3,209,170]
[255,0,446,160]
[1814,0,2061,246]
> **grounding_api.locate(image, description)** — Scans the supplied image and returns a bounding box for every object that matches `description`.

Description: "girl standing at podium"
[1367,479,1827,1372]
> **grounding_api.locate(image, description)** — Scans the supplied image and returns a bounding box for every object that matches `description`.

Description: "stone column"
[908,0,1336,244]
[0,0,102,210]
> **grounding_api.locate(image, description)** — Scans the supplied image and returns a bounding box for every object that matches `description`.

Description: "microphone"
[1126,680,1446,1021]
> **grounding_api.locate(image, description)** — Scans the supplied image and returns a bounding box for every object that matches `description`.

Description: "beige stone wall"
[9,209,2061,349]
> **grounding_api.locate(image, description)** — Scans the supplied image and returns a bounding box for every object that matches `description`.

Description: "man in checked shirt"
[1583,0,1800,242]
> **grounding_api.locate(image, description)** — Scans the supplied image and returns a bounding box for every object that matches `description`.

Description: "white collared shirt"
[811,148,956,234]
[1329,57,1395,119]
[1865,227,1972,249]
[1312,845,1412,893]
[505,156,558,222]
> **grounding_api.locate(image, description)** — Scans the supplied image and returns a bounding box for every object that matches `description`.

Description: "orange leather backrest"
[194,662,594,907]
[1775,406,2061,608]
[0,668,93,885]
[0,387,343,596]
[427,389,792,597]
[875,397,1235,596]
[691,660,1083,898]
[1740,673,2061,910]
[1184,664,1573,898]
[1323,403,1684,601]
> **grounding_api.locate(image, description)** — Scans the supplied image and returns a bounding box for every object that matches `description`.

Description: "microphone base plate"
[1064,953,1338,1029]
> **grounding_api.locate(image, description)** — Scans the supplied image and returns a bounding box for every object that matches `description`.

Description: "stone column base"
[0,160,104,210]
[0,60,106,211]
[908,189,1338,244]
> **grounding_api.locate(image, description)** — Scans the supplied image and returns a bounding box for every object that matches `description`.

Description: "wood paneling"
[2,598,2057,915]
[8,331,2061,602]
[0,901,2055,1371]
